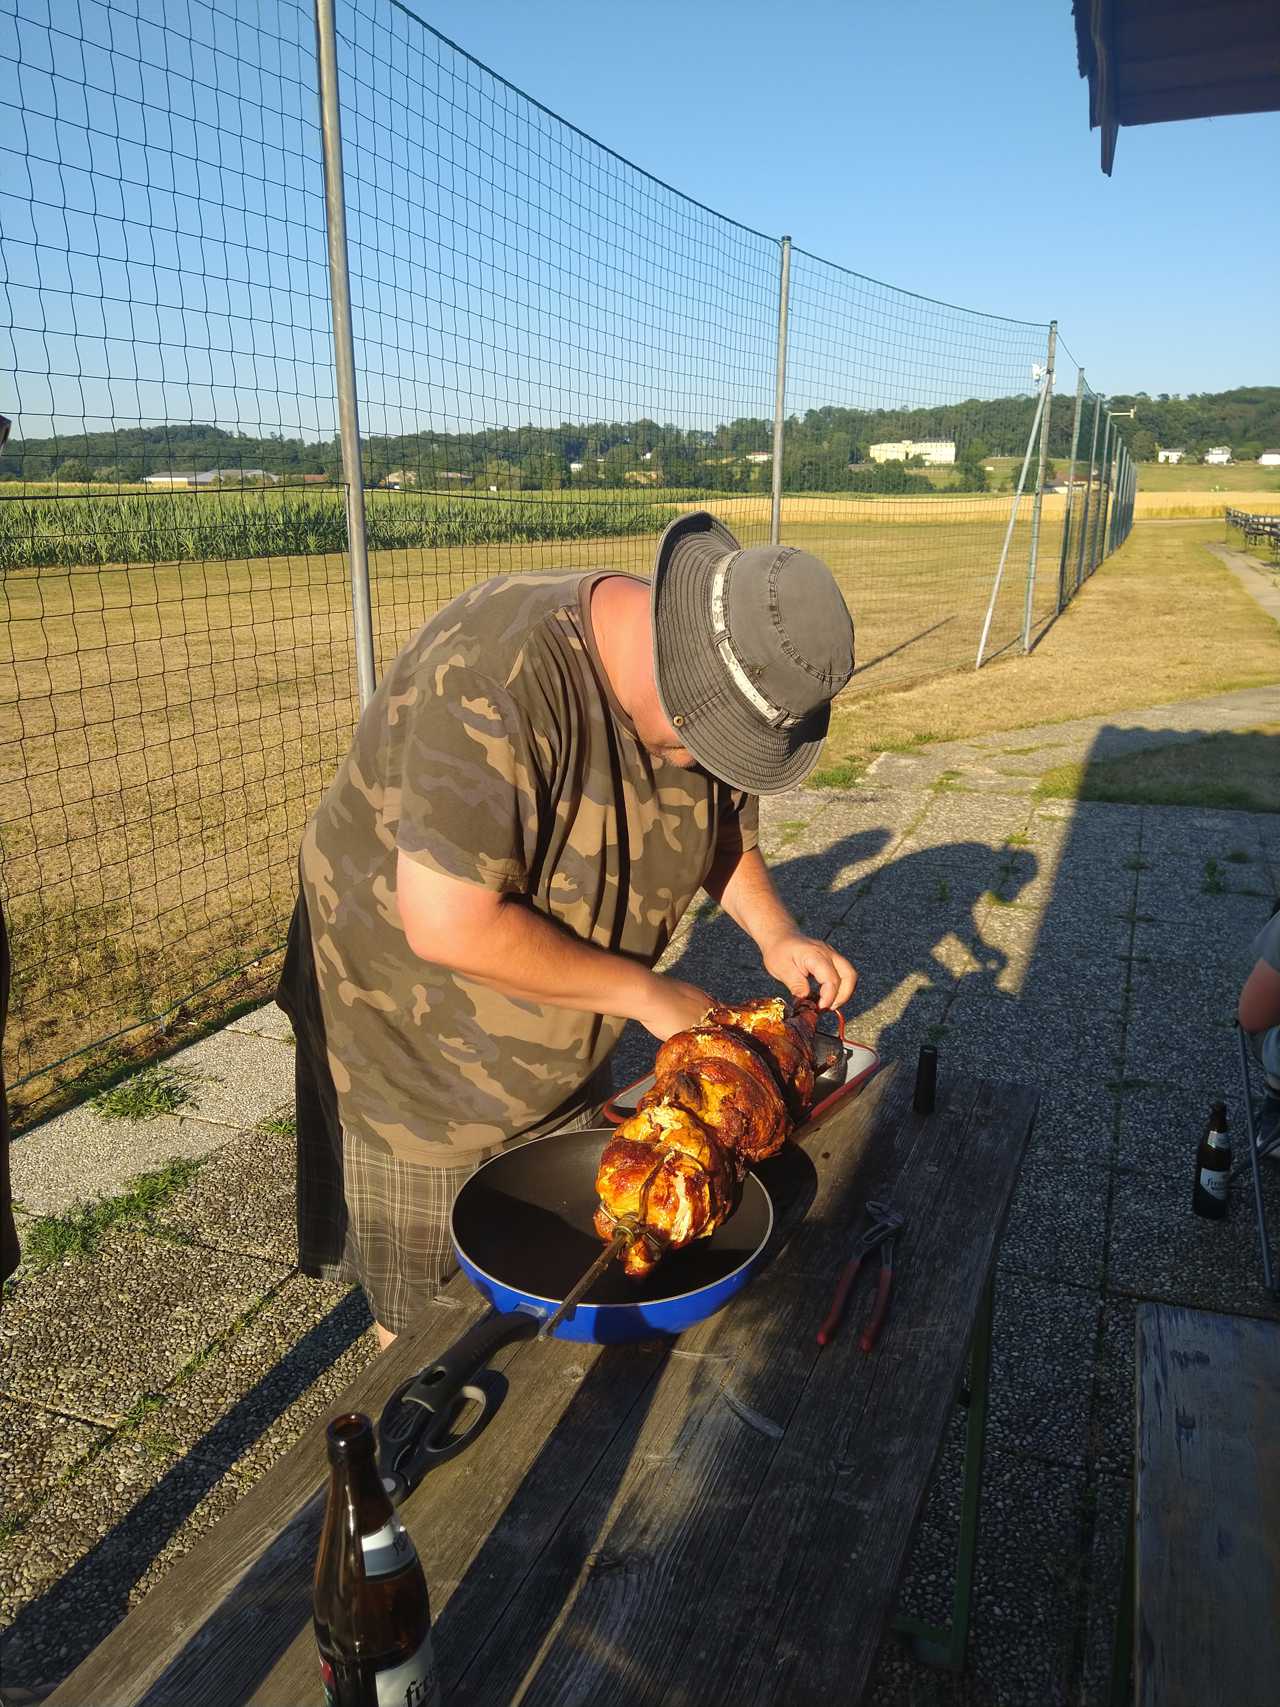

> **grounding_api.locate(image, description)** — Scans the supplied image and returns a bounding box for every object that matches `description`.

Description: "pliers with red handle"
[816,1199,905,1351]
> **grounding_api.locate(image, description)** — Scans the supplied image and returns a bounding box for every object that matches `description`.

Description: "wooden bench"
[47,1063,1036,1706]
[1113,1304,1280,1707]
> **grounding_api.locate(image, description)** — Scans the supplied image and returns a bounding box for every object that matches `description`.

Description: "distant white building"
[568,461,584,473]
[1156,448,1185,464]
[868,439,956,466]
[1203,446,1232,466]
[142,468,277,488]
[744,451,772,464]
[1258,449,1280,467]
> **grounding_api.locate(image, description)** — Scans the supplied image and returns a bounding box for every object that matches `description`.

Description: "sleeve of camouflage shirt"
[716,788,759,857]
[395,667,545,893]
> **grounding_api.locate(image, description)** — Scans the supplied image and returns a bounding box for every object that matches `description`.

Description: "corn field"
[0,490,677,572]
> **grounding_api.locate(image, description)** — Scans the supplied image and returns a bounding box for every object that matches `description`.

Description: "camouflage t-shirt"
[300,571,758,1165]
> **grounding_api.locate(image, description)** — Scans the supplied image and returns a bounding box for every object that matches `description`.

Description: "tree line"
[4,387,1276,492]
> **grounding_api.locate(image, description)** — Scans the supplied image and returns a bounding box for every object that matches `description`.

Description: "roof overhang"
[1073,0,1280,173]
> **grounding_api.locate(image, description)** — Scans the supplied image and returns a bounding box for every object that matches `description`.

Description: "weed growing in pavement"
[1123,856,1151,871]
[932,770,962,793]
[257,1108,298,1139]
[934,880,951,903]
[983,890,1014,907]
[1202,858,1226,895]
[92,1061,202,1121]
[22,1157,205,1269]
[810,757,866,789]
[1005,830,1031,847]
[1225,849,1252,864]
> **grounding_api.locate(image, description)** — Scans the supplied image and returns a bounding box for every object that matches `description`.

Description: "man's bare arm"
[1240,957,1280,1034]
[396,851,709,1040]
[702,845,856,1009]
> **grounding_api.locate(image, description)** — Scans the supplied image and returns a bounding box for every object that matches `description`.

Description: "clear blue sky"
[3,0,1277,448]
[419,0,1279,397]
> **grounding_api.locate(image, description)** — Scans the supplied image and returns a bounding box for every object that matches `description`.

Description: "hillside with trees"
[4,387,1276,493]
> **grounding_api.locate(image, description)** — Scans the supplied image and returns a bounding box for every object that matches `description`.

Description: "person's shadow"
[630,824,1038,1076]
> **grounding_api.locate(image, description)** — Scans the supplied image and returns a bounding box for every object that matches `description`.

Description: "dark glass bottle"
[1191,1102,1231,1221]
[314,1412,441,1707]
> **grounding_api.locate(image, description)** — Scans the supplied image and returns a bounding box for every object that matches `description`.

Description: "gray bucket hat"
[651,510,855,794]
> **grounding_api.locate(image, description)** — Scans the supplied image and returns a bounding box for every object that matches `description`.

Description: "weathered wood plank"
[1134,1304,1280,1707]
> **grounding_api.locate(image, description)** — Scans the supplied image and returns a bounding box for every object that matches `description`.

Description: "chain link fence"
[1,0,1135,1122]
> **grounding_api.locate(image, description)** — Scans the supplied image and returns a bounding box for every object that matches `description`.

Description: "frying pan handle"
[377,1309,542,1501]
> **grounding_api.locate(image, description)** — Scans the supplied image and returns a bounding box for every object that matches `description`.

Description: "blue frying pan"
[376,1125,774,1499]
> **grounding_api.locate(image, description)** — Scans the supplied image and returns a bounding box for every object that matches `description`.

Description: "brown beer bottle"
[314,1412,441,1707]
[1191,1101,1231,1221]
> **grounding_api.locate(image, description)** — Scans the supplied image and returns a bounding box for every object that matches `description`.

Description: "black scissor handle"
[377,1308,542,1502]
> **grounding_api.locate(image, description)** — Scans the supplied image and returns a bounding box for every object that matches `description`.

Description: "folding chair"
[1235,1022,1277,1296]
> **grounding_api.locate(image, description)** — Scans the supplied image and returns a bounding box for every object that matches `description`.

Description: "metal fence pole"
[315,0,377,710]
[975,378,1047,670]
[769,236,792,547]
[1074,392,1101,595]
[1022,321,1056,652]
[1089,413,1112,577]
[1057,366,1085,612]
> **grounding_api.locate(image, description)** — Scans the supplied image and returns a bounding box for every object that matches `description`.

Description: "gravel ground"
[3,693,1280,1703]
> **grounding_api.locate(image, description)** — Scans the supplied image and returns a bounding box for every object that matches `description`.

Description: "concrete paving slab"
[225,1001,294,1043]
[1139,801,1273,858]
[1018,892,1135,957]
[1107,1162,1280,1318]
[942,989,1125,1090]
[987,1271,1097,1468]
[871,1450,1086,1707]
[1078,1471,1132,1707]
[1092,1296,1138,1479]
[1124,960,1240,1093]
[0,1232,289,1425]
[134,1276,373,1473]
[0,1398,107,1528]
[0,1436,247,1697]
[1115,1087,1220,1179]
[1132,905,1272,969]
[162,1028,296,1130]
[960,943,1128,1012]
[151,1124,298,1265]
[9,1108,235,1220]
[1023,1083,1119,1165]
[998,1149,1109,1290]
[1137,860,1272,922]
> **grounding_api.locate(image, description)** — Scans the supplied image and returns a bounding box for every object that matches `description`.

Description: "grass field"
[1036,726,1280,813]
[821,521,1280,777]
[0,483,1266,1122]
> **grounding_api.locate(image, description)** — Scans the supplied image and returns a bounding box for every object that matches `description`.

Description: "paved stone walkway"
[3,689,1279,1703]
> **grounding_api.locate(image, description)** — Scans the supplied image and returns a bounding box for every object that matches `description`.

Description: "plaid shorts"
[339,1077,610,1335]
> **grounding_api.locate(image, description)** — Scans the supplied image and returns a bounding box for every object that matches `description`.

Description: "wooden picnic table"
[47,1061,1036,1707]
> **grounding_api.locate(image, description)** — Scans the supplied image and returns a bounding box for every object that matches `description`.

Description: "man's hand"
[633,976,714,1041]
[761,932,857,1011]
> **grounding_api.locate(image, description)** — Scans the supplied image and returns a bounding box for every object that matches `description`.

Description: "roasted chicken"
[594,995,822,1277]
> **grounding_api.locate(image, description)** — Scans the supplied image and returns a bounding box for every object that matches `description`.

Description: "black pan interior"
[451,1128,772,1307]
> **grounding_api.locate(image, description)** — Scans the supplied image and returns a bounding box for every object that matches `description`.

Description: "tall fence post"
[1022,320,1056,652]
[769,236,792,547]
[1073,391,1101,595]
[1089,412,1112,578]
[975,377,1048,670]
[315,0,377,710]
[1057,366,1085,612]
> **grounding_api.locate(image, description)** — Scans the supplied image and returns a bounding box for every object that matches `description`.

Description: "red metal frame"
[602,1006,880,1128]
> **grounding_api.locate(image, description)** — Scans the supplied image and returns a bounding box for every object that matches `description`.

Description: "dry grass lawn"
[823,520,1280,775]
[1037,726,1280,813]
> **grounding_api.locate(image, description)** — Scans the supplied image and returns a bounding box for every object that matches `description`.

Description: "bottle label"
[1205,1130,1230,1151]
[1198,1168,1228,1201]
[361,1514,418,1578]
[374,1631,441,1707]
